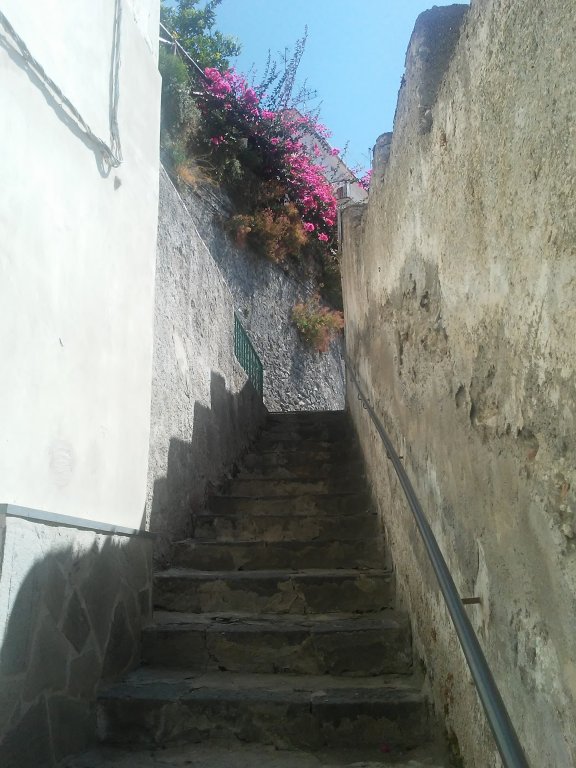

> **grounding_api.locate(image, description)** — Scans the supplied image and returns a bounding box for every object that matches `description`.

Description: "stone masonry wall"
[146,169,266,561]
[182,181,345,413]
[341,2,576,766]
[0,510,152,767]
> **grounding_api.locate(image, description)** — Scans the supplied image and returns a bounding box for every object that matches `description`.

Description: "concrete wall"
[146,170,266,560]
[181,180,346,413]
[0,2,160,762]
[0,0,161,528]
[0,507,153,767]
[341,2,576,766]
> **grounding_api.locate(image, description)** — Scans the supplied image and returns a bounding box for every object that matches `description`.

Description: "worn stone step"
[170,539,386,571]
[61,742,449,768]
[257,431,353,446]
[266,410,347,421]
[263,412,350,431]
[256,423,354,442]
[262,413,351,427]
[153,568,394,614]
[253,436,356,454]
[208,492,371,517]
[238,454,365,480]
[97,669,431,751]
[224,477,366,497]
[142,610,412,676]
[191,511,380,543]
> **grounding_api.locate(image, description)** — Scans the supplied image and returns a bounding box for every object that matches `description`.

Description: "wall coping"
[0,503,155,538]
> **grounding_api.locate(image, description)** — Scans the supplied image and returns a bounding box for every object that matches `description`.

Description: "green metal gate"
[234,314,263,397]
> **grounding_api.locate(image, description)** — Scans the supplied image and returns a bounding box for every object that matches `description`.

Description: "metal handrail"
[345,355,529,768]
[159,22,208,82]
[234,314,264,397]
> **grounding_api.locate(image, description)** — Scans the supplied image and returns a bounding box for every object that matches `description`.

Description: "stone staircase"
[64,411,448,767]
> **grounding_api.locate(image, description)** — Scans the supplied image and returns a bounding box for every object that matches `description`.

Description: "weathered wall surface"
[0,0,160,528]
[183,182,346,412]
[0,508,152,767]
[342,2,576,766]
[0,3,160,762]
[146,170,266,560]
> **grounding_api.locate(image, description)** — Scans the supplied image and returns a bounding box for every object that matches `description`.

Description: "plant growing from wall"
[159,0,240,170]
[161,0,240,70]
[187,63,340,294]
[158,46,200,168]
[158,12,370,307]
[292,295,344,353]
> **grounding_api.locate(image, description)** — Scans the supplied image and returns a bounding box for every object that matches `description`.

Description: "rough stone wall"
[341,2,576,766]
[182,182,345,413]
[0,511,152,767]
[146,170,266,560]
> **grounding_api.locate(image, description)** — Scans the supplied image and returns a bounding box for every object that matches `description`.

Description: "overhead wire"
[0,4,123,169]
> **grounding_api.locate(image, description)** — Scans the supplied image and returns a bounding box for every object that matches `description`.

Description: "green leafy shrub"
[159,47,190,131]
[158,47,200,169]
[161,0,241,71]
[158,7,358,309]
[292,295,344,352]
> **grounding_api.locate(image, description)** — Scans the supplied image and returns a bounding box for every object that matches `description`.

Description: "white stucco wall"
[0,0,161,528]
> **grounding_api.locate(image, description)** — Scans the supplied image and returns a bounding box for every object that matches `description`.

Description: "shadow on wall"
[0,372,263,765]
[0,526,152,768]
[149,370,266,563]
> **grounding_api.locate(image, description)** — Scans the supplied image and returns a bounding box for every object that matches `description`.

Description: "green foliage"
[292,295,344,353]
[161,0,240,70]
[158,5,342,310]
[158,47,194,134]
[158,47,200,168]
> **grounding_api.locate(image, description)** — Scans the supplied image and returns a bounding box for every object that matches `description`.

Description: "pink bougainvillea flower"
[243,87,259,105]
[330,148,340,156]
[198,67,339,253]
[359,169,373,190]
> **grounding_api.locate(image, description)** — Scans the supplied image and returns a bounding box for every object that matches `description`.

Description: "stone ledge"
[0,504,154,539]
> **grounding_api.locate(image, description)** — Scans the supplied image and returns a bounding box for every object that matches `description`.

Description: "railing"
[234,314,263,398]
[159,22,208,82]
[345,355,530,768]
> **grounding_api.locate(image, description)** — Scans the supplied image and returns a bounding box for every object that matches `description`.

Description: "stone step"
[208,492,371,517]
[142,611,412,676]
[191,510,380,542]
[238,454,365,480]
[263,412,350,432]
[153,568,394,614]
[170,539,386,571]
[97,669,431,751]
[225,477,366,497]
[61,742,449,768]
[266,410,347,421]
[252,436,356,454]
[255,424,355,445]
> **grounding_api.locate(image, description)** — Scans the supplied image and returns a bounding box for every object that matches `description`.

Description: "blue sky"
[214,0,470,172]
